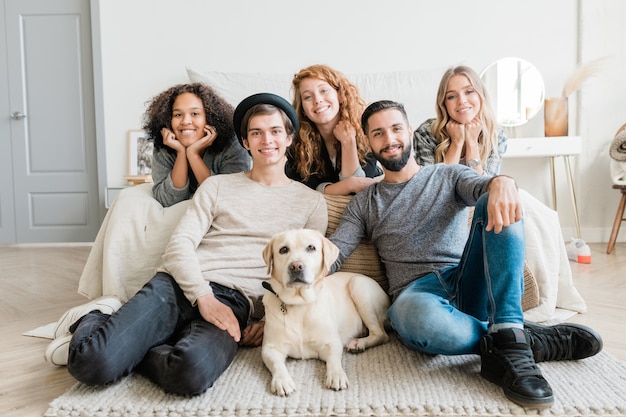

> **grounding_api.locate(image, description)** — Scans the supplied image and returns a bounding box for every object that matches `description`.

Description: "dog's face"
[263,229,339,290]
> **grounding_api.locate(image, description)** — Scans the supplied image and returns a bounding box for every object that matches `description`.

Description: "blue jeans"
[388,193,525,355]
[67,272,250,395]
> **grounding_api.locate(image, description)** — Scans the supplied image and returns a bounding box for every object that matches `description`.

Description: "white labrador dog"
[261,228,390,396]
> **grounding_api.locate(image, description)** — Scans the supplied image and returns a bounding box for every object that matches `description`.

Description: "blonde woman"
[413,65,506,176]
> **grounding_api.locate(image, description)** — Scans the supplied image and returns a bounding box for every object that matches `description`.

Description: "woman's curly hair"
[142,83,235,154]
[431,66,498,164]
[290,64,371,181]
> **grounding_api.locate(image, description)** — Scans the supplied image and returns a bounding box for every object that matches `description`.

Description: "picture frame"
[128,130,153,176]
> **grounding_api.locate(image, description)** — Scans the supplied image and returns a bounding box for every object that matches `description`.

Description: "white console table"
[503,136,581,237]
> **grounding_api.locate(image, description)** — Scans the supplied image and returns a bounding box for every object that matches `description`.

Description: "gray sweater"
[329,164,491,300]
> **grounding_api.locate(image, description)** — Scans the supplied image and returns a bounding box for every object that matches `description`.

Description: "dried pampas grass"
[561,57,607,97]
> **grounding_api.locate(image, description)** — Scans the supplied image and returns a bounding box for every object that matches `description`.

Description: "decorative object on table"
[544,96,569,136]
[544,57,606,137]
[126,130,154,185]
[128,129,153,176]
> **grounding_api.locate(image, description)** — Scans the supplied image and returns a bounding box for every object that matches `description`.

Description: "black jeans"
[67,272,250,395]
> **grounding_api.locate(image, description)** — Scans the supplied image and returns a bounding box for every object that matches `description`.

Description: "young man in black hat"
[50,93,327,396]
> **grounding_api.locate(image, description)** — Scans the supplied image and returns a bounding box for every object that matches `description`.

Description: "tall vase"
[544,97,568,137]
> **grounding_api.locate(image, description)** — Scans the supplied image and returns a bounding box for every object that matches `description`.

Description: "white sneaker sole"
[44,335,71,366]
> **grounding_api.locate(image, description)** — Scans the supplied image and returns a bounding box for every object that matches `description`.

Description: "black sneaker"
[524,321,603,363]
[480,328,554,408]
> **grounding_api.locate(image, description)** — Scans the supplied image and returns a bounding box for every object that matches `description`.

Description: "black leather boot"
[480,327,554,408]
[524,321,603,363]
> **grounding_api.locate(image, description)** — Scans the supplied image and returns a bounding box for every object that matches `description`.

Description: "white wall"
[93,0,626,243]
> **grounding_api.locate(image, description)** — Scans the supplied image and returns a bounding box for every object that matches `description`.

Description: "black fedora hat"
[233,93,298,146]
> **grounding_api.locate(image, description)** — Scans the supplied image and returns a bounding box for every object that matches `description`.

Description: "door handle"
[11,111,26,120]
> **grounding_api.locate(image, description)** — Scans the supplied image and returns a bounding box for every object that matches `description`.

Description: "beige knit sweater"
[160,172,327,317]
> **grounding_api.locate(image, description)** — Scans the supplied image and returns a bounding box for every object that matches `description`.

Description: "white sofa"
[78,67,587,322]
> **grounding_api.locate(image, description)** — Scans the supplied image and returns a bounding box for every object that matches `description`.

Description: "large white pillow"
[186,67,292,107]
[348,69,444,126]
[186,66,445,126]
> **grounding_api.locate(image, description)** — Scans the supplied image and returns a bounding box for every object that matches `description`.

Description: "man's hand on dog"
[197,293,242,342]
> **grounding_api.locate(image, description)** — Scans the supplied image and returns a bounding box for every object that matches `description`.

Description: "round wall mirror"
[480,57,545,127]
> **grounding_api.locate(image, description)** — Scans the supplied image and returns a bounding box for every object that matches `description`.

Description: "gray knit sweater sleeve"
[330,164,490,300]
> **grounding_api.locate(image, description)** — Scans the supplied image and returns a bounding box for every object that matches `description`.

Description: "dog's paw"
[326,370,349,391]
[345,338,366,353]
[271,375,296,396]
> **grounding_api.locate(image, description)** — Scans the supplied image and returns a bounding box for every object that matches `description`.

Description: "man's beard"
[374,143,411,171]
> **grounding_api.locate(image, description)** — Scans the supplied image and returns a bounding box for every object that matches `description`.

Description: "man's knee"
[160,342,236,396]
[389,292,445,332]
[68,348,124,386]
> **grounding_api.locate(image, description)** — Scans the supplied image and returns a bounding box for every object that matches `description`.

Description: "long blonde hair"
[431,66,498,164]
[291,64,370,181]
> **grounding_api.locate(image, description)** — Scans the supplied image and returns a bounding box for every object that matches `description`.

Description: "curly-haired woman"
[144,83,251,207]
[287,64,382,195]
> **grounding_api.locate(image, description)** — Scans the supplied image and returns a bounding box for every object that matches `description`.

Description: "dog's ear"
[320,234,340,273]
[262,238,274,275]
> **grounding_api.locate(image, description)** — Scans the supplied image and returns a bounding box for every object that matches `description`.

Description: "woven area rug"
[45,335,626,417]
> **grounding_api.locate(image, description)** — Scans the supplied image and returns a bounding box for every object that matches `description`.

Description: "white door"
[0,0,100,243]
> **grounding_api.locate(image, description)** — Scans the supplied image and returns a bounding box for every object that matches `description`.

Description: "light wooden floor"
[1,242,625,417]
